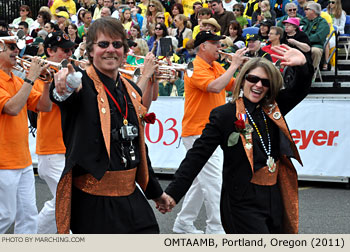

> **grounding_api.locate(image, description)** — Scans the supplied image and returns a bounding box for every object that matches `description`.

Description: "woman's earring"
[239,88,244,98]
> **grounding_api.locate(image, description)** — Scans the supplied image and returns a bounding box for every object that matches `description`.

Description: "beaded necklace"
[245,107,276,172]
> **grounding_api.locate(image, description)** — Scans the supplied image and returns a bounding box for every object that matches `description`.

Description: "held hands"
[54,64,82,95]
[271,44,307,66]
[154,192,176,214]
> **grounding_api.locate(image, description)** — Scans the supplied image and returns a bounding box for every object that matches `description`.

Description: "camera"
[120,124,138,140]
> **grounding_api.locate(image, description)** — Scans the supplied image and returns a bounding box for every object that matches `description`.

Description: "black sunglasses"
[127,1,134,4]
[245,74,270,88]
[233,9,241,12]
[62,48,74,53]
[7,43,18,51]
[288,8,297,11]
[149,4,155,7]
[157,16,165,19]
[329,1,335,3]
[94,41,123,49]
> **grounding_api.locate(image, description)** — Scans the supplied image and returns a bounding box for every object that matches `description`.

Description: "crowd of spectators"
[1,0,348,94]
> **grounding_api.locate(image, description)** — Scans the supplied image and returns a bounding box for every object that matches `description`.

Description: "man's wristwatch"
[24,78,35,86]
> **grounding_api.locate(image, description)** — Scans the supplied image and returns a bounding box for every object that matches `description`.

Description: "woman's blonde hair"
[327,0,344,19]
[146,0,164,17]
[134,38,149,56]
[232,57,283,107]
[176,14,191,29]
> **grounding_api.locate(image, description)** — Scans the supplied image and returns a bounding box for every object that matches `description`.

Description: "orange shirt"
[0,70,41,169]
[182,56,234,137]
[32,79,66,155]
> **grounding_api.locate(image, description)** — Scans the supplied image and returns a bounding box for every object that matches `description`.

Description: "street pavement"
[6,175,350,234]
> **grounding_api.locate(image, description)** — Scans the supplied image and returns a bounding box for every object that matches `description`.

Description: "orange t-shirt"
[181,56,235,137]
[32,79,66,155]
[0,70,41,169]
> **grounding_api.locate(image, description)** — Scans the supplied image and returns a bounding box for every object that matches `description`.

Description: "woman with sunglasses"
[163,45,314,234]
[147,22,169,53]
[141,0,164,36]
[276,2,303,29]
[326,0,346,35]
[12,5,34,27]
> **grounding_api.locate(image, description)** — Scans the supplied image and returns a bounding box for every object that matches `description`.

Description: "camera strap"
[103,83,129,126]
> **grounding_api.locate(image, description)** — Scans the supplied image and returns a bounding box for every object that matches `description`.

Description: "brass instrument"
[126,53,194,79]
[118,67,142,83]
[14,55,69,83]
[0,30,26,52]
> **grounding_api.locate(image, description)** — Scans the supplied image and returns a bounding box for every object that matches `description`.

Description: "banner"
[286,98,350,177]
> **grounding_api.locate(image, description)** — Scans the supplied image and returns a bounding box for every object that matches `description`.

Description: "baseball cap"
[194,31,225,48]
[32,37,44,46]
[260,19,274,27]
[44,31,75,49]
[246,34,261,42]
[56,11,69,19]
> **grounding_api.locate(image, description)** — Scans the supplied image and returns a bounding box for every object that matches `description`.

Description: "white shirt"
[223,0,238,12]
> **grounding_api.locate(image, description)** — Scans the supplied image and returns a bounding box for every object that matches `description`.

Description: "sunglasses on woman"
[94,41,123,49]
[329,1,335,4]
[245,74,270,88]
[149,4,155,7]
[288,8,297,12]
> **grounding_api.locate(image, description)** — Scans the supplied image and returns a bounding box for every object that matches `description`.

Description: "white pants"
[174,135,224,233]
[37,154,65,234]
[0,165,38,234]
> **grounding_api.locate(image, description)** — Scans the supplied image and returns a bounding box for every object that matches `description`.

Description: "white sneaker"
[173,221,204,234]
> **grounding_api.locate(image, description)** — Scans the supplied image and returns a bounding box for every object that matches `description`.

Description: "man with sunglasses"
[50,17,171,234]
[30,31,75,234]
[171,31,248,234]
[0,31,52,234]
[300,2,329,74]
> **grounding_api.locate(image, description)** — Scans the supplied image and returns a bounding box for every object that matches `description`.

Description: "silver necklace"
[245,108,276,173]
